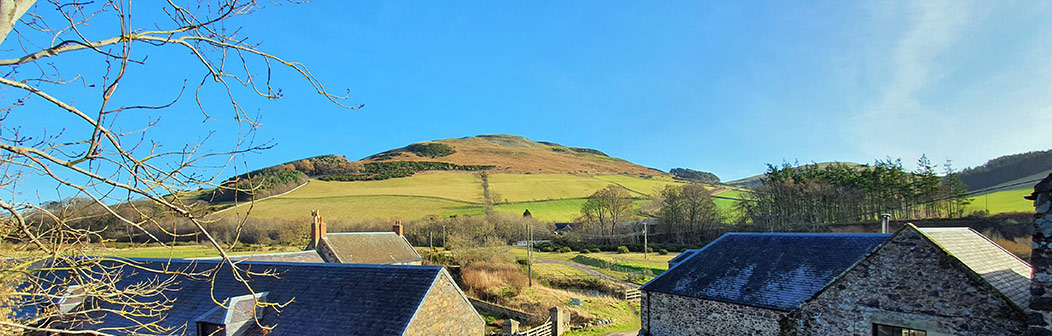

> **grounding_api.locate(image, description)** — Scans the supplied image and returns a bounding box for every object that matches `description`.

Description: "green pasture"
[494,198,589,222]
[217,195,484,221]
[283,172,483,203]
[965,187,1033,214]
[488,174,613,203]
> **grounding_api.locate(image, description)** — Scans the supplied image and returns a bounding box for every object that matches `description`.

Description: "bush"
[646,247,654,253]
[541,245,554,252]
[557,246,572,253]
[579,249,589,254]
[461,261,528,302]
[406,142,456,158]
[617,246,629,254]
[658,249,669,255]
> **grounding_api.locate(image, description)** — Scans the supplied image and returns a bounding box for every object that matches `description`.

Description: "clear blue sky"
[9,1,1052,197]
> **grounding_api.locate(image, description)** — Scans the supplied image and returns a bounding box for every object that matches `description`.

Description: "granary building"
[639,224,1031,336]
[68,258,484,336]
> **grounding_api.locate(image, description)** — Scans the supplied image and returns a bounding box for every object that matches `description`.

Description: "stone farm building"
[66,258,483,336]
[639,224,1032,336]
[222,214,422,265]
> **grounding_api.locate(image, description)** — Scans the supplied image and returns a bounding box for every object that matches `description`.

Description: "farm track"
[533,257,638,289]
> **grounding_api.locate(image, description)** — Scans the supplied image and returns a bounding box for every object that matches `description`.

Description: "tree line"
[738,156,972,232]
[958,149,1052,190]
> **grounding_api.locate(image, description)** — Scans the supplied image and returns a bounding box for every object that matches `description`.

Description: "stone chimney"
[393,220,403,237]
[1027,173,1052,335]
[310,210,327,249]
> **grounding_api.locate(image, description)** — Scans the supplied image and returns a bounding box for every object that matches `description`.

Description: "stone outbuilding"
[70,258,484,336]
[639,225,1032,336]
[222,212,422,265]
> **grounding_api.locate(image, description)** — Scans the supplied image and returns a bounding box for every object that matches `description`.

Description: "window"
[873,323,926,336]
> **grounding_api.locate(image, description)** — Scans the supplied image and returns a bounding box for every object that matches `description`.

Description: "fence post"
[502,319,520,335]
[549,306,568,335]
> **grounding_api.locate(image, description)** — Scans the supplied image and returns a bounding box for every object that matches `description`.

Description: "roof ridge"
[125,257,443,271]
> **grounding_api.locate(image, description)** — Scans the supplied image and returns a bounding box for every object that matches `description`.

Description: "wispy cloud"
[847,1,1052,169]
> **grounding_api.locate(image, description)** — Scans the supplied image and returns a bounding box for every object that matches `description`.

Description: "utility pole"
[643,224,648,260]
[527,223,533,287]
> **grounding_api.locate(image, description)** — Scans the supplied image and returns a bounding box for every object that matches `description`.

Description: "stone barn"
[639,225,1032,336]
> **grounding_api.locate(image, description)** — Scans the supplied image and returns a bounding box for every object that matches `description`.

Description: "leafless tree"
[0,0,357,334]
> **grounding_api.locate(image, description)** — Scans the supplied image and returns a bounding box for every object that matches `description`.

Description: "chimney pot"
[393,220,403,236]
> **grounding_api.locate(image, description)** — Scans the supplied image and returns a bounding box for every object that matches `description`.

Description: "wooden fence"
[622,288,641,300]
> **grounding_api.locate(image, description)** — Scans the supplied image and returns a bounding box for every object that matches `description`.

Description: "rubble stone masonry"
[1029,173,1052,335]
[640,291,785,336]
[782,228,1025,336]
[405,274,485,336]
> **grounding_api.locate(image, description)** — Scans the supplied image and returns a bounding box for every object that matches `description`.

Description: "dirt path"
[601,331,640,336]
[533,257,639,289]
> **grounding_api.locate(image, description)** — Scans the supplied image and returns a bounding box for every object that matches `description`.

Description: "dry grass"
[362,135,664,176]
[984,230,1031,261]
[461,261,529,302]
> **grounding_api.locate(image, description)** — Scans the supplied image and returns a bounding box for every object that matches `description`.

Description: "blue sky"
[7,1,1052,197]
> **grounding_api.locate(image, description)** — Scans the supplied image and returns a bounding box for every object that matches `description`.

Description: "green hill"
[203,135,733,223]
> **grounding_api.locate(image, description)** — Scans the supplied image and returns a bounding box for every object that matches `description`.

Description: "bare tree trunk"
[0,0,35,44]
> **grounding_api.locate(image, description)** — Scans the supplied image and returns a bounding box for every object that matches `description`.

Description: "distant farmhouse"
[68,259,483,336]
[225,212,422,265]
[639,225,1031,336]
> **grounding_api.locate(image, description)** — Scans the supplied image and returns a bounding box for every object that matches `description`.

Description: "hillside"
[363,134,664,175]
[959,148,1052,191]
[203,135,736,222]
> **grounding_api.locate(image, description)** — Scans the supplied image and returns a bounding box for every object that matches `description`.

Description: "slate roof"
[76,259,445,335]
[201,250,326,263]
[918,227,1032,308]
[640,232,890,311]
[667,249,700,268]
[321,232,422,264]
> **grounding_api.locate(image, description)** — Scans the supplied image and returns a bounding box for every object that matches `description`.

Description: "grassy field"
[508,248,678,270]
[494,198,589,222]
[217,195,484,221]
[965,187,1033,214]
[488,174,614,203]
[593,175,687,197]
[282,172,483,203]
[209,171,744,222]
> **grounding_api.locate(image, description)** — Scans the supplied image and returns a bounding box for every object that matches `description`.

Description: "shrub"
[579,249,589,254]
[461,261,528,302]
[557,246,572,253]
[541,246,554,252]
[617,246,629,254]
[658,249,669,255]
[591,248,602,253]
[406,142,455,158]
[646,247,654,253]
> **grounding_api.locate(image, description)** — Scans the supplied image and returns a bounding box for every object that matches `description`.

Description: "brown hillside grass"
[461,261,529,302]
[363,134,665,175]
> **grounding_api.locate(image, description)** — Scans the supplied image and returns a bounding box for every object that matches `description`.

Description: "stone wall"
[782,227,1025,336]
[640,291,785,336]
[406,273,485,336]
[468,297,545,325]
[1029,173,1052,335]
